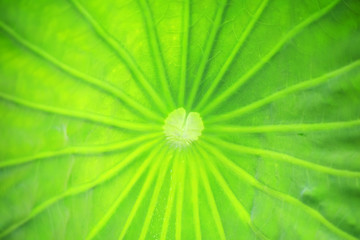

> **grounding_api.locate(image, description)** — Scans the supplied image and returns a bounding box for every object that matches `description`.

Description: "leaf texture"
[0,0,360,239]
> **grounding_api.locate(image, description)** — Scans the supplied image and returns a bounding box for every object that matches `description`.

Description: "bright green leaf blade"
[1,0,360,239]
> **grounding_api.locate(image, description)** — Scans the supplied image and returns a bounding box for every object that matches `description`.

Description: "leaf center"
[163,108,204,148]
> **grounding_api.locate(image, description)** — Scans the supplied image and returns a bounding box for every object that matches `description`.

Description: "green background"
[0,0,360,239]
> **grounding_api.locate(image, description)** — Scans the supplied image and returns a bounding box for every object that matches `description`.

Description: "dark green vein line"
[137,0,175,109]
[86,143,164,240]
[0,133,161,169]
[196,145,269,240]
[206,59,360,123]
[0,92,161,131]
[175,159,186,240]
[117,149,170,240]
[201,142,358,240]
[0,20,162,122]
[160,153,180,240]
[138,150,174,240]
[68,0,169,114]
[199,0,341,115]
[194,150,226,240]
[189,155,202,240]
[178,0,190,106]
[204,136,360,178]
[206,119,360,133]
[196,0,269,111]
[0,139,160,239]
[186,0,228,110]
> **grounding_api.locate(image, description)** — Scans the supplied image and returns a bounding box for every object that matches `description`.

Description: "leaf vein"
[206,59,360,122]
[68,0,169,114]
[0,139,160,239]
[204,136,360,178]
[202,142,358,240]
[196,0,269,111]
[200,0,341,115]
[0,92,161,132]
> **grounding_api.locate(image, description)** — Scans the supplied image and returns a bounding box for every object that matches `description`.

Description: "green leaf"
[1,0,360,239]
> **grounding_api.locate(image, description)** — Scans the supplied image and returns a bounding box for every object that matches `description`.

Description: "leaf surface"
[0,0,360,239]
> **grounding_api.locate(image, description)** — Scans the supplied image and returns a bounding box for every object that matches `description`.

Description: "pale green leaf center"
[163,108,204,148]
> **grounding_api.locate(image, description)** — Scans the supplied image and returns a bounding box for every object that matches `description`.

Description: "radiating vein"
[206,59,360,123]
[0,139,160,239]
[189,157,202,240]
[178,0,190,106]
[86,143,164,240]
[138,150,174,240]
[194,149,226,240]
[201,142,358,240]
[0,92,161,132]
[160,153,180,240]
[0,132,161,169]
[117,149,171,240]
[175,158,186,240]
[0,20,162,122]
[196,146,269,240]
[206,119,360,133]
[68,0,169,114]
[186,0,228,109]
[116,148,170,240]
[196,0,269,111]
[199,0,341,115]
[137,0,175,109]
[204,136,360,178]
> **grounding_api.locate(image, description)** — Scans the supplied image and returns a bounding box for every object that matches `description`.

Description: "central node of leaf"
[163,108,204,148]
